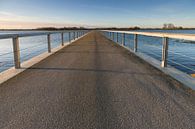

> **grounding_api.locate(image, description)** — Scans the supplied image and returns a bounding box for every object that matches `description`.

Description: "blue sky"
[0,0,195,28]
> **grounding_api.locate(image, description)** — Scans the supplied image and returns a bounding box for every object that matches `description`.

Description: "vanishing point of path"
[0,31,194,129]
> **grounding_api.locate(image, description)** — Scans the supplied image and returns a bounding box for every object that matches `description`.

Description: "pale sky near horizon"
[0,0,195,29]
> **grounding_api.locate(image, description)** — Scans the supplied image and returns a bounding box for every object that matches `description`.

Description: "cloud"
[0,11,98,29]
[0,11,37,22]
[0,11,76,29]
[0,11,14,15]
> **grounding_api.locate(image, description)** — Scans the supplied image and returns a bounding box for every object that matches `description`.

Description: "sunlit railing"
[101,30,195,77]
[0,30,89,72]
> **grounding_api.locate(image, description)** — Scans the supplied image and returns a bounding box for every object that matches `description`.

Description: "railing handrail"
[0,30,88,39]
[101,30,195,68]
[0,30,89,69]
[101,30,195,90]
[102,30,195,41]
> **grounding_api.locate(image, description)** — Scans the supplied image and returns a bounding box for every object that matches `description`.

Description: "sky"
[0,0,195,29]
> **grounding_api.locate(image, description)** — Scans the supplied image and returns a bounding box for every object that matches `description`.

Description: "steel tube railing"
[102,30,195,41]
[0,30,89,69]
[102,30,195,69]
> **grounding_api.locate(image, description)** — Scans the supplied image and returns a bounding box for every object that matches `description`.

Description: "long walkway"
[0,31,194,129]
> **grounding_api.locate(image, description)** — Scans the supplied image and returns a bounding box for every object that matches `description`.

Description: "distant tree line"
[35,27,89,30]
[163,23,184,30]
[94,26,141,30]
[35,26,141,31]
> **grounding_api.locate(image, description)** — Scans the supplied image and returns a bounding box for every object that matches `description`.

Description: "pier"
[0,31,194,129]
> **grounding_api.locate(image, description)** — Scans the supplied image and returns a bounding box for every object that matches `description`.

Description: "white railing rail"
[0,30,89,69]
[102,30,195,41]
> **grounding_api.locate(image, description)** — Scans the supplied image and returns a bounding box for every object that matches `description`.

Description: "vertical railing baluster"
[47,34,51,53]
[61,32,64,46]
[117,32,119,43]
[12,36,21,69]
[112,32,114,41]
[122,33,125,46]
[134,34,138,52]
[161,37,169,67]
[69,32,71,43]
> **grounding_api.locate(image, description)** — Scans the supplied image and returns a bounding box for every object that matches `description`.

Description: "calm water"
[107,30,195,75]
[0,30,195,75]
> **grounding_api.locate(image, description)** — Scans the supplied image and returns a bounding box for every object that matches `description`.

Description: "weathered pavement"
[0,31,194,129]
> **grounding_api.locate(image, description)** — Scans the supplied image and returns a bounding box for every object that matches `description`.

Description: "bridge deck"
[0,31,194,129]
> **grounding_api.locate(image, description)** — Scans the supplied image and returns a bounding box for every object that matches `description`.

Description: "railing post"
[161,37,169,67]
[74,32,75,40]
[47,34,51,53]
[69,32,71,43]
[117,32,119,43]
[61,32,64,46]
[134,34,138,52]
[112,32,114,41]
[122,33,125,46]
[12,36,21,69]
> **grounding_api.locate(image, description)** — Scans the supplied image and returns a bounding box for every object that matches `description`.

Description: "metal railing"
[101,30,195,76]
[0,30,89,70]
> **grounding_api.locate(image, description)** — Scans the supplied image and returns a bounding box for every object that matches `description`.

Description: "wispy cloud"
[0,11,38,22]
[0,11,99,29]
[0,11,84,29]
